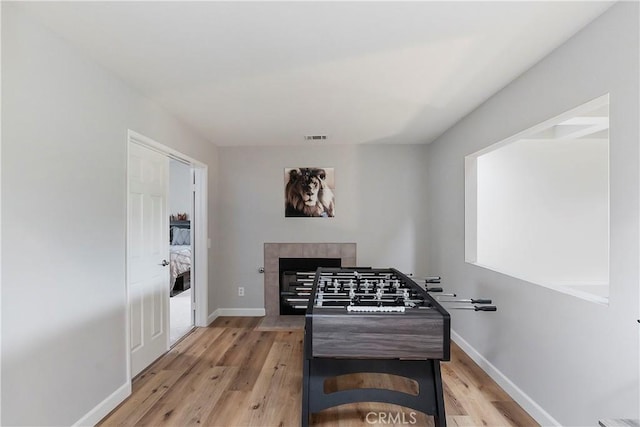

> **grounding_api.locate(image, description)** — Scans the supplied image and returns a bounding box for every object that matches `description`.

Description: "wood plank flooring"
[99,317,538,426]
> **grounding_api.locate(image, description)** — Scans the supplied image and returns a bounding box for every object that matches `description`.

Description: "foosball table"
[298,267,496,427]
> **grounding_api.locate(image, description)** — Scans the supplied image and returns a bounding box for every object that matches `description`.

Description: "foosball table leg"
[433,361,446,427]
[302,358,310,427]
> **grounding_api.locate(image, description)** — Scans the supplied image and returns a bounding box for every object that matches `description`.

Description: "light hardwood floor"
[100,317,538,426]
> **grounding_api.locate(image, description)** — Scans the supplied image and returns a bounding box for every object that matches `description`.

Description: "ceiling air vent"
[304,135,328,141]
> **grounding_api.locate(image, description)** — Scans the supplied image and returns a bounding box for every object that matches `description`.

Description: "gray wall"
[1,4,218,425]
[213,144,429,310]
[425,3,639,425]
[169,160,193,218]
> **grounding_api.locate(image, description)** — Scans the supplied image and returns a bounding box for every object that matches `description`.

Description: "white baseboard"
[73,381,131,426]
[451,330,560,426]
[207,310,219,325]
[208,308,266,324]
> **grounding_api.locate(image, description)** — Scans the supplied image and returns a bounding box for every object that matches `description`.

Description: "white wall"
[169,159,192,218]
[426,3,638,425]
[476,138,609,290]
[1,4,218,425]
[213,144,429,311]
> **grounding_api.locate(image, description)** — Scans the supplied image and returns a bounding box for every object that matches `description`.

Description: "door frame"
[126,130,209,380]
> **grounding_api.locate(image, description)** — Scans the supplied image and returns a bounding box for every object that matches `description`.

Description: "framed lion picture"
[284,167,335,218]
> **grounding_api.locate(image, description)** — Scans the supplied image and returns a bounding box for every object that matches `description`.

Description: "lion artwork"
[285,168,335,217]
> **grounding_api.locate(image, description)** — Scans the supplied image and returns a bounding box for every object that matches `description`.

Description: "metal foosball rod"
[448,305,497,311]
[436,296,496,311]
[415,274,495,312]
[410,276,451,295]
[418,284,454,296]
[438,298,492,304]
[412,276,441,283]
[437,296,496,312]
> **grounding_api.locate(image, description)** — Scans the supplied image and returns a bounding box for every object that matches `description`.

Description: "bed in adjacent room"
[170,220,192,296]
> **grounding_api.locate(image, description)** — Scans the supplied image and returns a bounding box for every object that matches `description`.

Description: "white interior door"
[128,142,170,377]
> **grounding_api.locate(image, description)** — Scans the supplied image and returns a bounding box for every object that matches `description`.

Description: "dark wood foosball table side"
[302,332,448,427]
[301,267,451,427]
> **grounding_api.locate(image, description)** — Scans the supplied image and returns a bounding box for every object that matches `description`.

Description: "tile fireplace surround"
[263,243,356,317]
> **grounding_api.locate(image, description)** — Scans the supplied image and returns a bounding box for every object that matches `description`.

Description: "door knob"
[160,260,169,266]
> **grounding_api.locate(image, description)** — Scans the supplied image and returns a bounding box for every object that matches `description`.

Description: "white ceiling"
[16,1,613,146]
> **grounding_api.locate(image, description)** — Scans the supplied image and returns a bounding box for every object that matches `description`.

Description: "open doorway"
[127,130,209,378]
[169,159,195,345]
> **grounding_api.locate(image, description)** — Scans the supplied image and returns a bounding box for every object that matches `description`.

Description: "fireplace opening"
[279,257,341,315]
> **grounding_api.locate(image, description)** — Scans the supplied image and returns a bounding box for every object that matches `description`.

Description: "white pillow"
[171,227,190,245]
